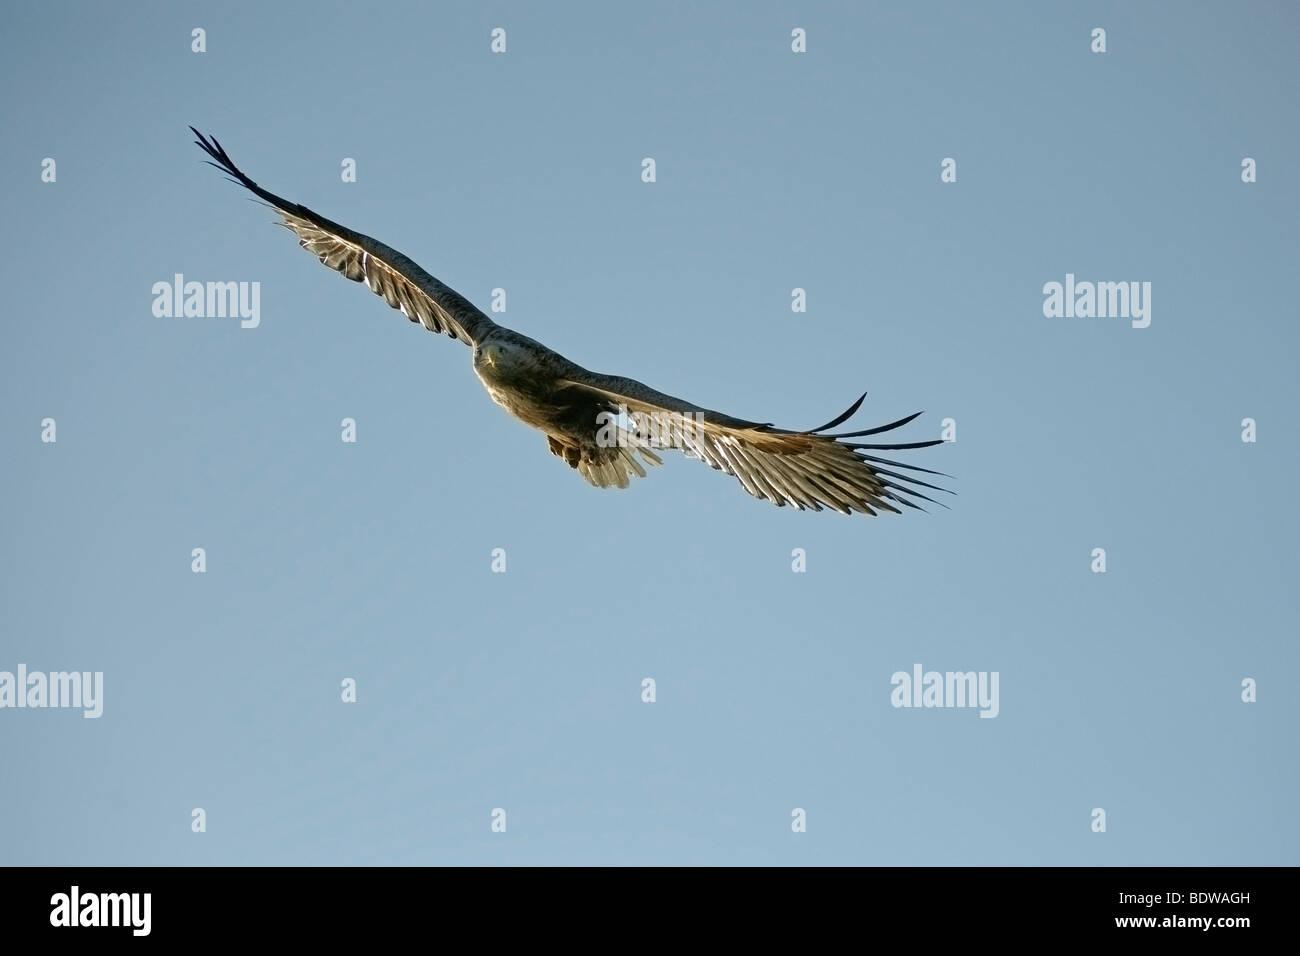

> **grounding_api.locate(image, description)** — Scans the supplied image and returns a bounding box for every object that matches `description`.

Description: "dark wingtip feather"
[849,438,945,451]
[870,466,953,496]
[191,127,250,185]
[807,392,868,433]
[858,453,953,480]
[829,410,924,439]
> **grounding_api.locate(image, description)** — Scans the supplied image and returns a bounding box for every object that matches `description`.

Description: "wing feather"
[191,128,496,346]
[560,374,951,515]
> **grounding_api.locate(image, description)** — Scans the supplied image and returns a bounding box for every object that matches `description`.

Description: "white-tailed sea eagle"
[192,128,951,516]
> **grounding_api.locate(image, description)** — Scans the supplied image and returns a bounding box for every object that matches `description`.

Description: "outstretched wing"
[559,373,951,516]
[191,128,497,346]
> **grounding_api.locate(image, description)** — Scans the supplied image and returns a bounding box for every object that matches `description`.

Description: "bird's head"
[473,339,526,381]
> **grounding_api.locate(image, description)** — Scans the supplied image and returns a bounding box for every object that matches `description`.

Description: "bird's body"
[473,331,570,427]
[473,332,666,487]
[191,128,951,514]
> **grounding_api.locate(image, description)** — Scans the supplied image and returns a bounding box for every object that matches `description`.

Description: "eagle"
[191,128,950,516]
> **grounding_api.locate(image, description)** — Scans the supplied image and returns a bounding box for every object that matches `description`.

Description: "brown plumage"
[192,128,951,516]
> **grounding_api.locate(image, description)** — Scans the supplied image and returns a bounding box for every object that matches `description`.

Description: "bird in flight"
[191,128,950,516]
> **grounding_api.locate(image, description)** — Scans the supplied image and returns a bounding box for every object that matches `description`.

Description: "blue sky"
[1,0,1296,865]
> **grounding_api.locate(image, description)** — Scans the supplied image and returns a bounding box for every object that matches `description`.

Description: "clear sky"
[2,0,1296,865]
